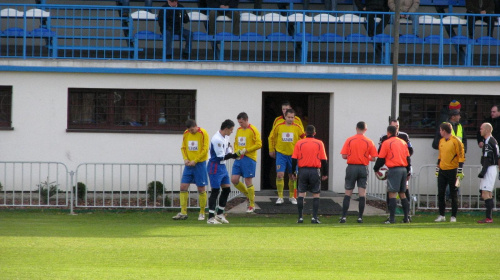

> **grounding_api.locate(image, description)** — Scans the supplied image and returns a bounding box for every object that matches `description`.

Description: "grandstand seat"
[240,12,261,22]
[25,8,50,18]
[192,31,213,41]
[475,36,500,46]
[240,32,266,41]
[287,13,313,23]
[338,14,365,23]
[2,27,25,37]
[319,33,343,42]
[0,8,23,17]
[293,32,318,42]
[313,14,338,23]
[345,33,371,42]
[266,32,293,41]
[399,34,423,44]
[215,32,238,40]
[261,13,287,22]
[187,11,208,21]
[424,34,451,44]
[130,10,157,20]
[419,15,440,25]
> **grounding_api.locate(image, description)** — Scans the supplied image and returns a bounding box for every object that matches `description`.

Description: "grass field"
[0,210,499,280]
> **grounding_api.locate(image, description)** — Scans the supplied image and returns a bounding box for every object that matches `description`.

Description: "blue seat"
[192,31,213,41]
[450,35,474,45]
[215,32,239,41]
[319,33,343,42]
[266,32,293,41]
[373,34,394,43]
[475,36,500,46]
[345,33,372,43]
[240,32,266,42]
[399,34,423,44]
[2,27,25,37]
[424,35,451,44]
[293,33,319,42]
[134,31,162,40]
[29,28,56,37]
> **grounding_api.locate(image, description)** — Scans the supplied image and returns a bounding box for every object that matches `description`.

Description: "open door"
[308,94,331,190]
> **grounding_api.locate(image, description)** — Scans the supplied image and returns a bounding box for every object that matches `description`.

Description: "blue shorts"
[181,162,208,186]
[232,156,256,178]
[276,152,292,174]
[207,161,230,189]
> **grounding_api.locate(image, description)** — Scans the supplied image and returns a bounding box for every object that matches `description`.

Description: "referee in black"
[291,125,328,224]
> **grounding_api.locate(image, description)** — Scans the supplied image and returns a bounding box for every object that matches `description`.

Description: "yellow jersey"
[234,124,262,162]
[438,135,465,170]
[268,122,305,156]
[272,115,304,131]
[181,127,209,163]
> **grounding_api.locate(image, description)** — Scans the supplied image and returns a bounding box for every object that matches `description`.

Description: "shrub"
[73,182,87,201]
[164,195,172,207]
[147,181,165,202]
[0,182,3,191]
[37,180,59,203]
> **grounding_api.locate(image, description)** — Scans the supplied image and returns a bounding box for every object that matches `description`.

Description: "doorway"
[261,92,331,191]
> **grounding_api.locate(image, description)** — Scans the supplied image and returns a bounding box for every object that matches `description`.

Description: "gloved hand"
[478,170,486,179]
[240,148,247,156]
[456,168,464,180]
[435,167,439,178]
[235,150,241,157]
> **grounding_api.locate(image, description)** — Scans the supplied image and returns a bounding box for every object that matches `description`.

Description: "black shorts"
[297,167,321,194]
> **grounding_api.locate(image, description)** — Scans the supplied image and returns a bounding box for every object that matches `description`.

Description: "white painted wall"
[1,64,499,194]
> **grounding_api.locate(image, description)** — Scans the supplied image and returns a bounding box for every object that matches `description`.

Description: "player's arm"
[268,126,277,153]
[298,125,306,139]
[295,116,304,131]
[373,144,386,171]
[180,133,190,162]
[369,141,378,161]
[194,130,209,163]
[246,127,262,153]
[405,134,414,156]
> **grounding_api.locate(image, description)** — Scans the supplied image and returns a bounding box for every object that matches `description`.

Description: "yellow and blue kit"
[268,122,305,156]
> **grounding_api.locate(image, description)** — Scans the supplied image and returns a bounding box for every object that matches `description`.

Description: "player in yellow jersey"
[173,119,209,221]
[231,112,263,213]
[268,109,305,205]
[272,101,304,131]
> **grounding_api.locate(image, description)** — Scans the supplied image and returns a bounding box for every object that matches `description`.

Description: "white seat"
[0,8,24,17]
[240,12,261,22]
[187,11,207,21]
[338,14,365,23]
[442,16,466,25]
[25,8,50,18]
[131,10,157,20]
[261,13,287,22]
[287,13,313,23]
[419,15,440,24]
[399,18,412,24]
[216,15,232,21]
[313,14,338,23]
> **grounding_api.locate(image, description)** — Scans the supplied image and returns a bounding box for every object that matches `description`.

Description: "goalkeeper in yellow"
[268,109,305,205]
[272,100,304,130]
[231,112,263,213]
[173,119,209,221]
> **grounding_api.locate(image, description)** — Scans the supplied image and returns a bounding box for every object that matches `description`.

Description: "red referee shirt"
[292,137,327,168]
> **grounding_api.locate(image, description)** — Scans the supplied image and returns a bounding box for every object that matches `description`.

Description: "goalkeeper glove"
[235,150,241,157]
[435,167,439,178]
[456,168,464,180]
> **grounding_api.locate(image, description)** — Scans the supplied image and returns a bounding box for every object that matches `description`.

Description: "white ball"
[376,166,389,180]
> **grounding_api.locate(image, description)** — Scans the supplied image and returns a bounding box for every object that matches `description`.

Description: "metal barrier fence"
[415,164,498,211]
[0,161,241,212]
[1,4,499,66]
[0,162,70,207]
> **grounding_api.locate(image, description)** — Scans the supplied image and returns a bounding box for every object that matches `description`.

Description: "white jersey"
[209,131,231,165]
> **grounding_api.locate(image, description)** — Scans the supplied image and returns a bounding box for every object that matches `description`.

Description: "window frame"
[67,88,196,134]
[0,86,13,130]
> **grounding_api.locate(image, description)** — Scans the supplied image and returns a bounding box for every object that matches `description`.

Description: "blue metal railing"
[0,4,499,67]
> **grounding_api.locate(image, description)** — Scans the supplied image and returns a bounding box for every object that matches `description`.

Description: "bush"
[147,181,165,202]
[0,182,3,192]
[164,195,171,207]
[495,188,500,202]
[73,182,87,201]
[37,180,59,203]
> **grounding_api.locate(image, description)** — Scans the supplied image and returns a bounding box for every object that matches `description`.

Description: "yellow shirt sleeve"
[194,128,209,163]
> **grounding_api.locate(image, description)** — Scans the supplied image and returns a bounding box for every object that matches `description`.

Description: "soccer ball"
[375,166,388,180]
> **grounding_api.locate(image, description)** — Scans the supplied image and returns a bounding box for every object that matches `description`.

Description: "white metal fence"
[0,161,241,212]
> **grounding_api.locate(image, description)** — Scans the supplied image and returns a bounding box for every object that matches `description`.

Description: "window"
[0,86,12,129]
[68,88,195,133]
[399,94,500,137]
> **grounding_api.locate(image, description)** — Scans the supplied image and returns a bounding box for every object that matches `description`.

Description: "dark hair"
[220,119,235,130]
[185,119,196,128]
[306,125,315,136]
[389,118,399,124]
[237,112,248,120]
[387,125,397,136]
[285,109,295,116]
[440,122,452,134]
[281,101,291,107]
[356,121,366,130]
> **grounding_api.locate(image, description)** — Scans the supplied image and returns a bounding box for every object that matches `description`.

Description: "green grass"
[0,210,499,280]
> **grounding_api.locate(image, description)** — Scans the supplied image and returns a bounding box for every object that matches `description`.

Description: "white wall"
[1,66,499,193]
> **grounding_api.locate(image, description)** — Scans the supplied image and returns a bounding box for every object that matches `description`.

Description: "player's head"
[491,105,500,119]
[167,0,178,7]
[305,125,316,136]
[185,119,198,134]
[220,119,235,136]
[439,122,452,137]
[281,101,292,116]
[284,109,295,124]
[356,121,367,133]
[480,122,493,137]
[389,118,399,133]
[448,109,461,122]
[387,125,397,137]
[237,112,249,129]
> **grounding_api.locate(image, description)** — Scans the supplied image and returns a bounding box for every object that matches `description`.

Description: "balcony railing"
[0,4,499,67]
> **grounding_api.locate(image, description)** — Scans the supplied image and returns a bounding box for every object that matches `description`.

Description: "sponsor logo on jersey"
[282,132,294,142]
[238,137,246,147]
[188,141,199,151]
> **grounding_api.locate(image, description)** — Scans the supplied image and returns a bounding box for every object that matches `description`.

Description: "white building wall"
[1,63,499,193]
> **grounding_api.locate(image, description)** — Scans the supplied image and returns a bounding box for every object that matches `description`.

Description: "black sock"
[342,195,351,217]
[358,196,365,219]
[386,192,390,212]
[312,198,320,220]
[217,188,231,215]
[405,189,411,203]
[485,198,493,219]
[388,198,397,222]
[297,196,304,219]
[401,198,410,221]
[208,188,220,219]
